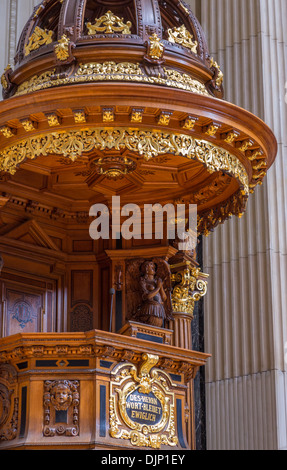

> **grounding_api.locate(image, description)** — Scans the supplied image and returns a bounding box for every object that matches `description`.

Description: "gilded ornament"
[171,264,208,316]
[95,156,136,180]
[0,126,14,138]
[205,124,219,136]
[147,33,165,60]
[238,140,253,152]
[130,108,144,123]
[109,355,178,449]
[178,0,190,15]
[102,108,115,123]
[224,131,239,144]
[46,113,60,127]
[14,62,210,97]
[210,58,224,87]
[54,35,70,61]
[73,110,86,124]
[86,11,132,35]
[157,111,172,126]
[0,127,249,194]
[167,25,198,54]
[1,65,11,90]
[181,116,197,130]
[24,26,54,56]
[20,119,36,132]
[252,160,267,171]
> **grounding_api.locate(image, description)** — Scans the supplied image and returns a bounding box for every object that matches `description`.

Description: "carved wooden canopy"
[0,0,277,235]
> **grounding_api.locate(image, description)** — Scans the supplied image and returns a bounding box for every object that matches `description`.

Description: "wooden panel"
[0,273,57,337]
[100,267,110,331]
[5,288,43,336]
[70,270,94,332]
[72,240,93,252]
[71,271,93,307]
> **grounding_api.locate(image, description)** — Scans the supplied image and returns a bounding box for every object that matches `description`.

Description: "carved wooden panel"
[5,288,43,336]
[0,277,56,338]
[0,364,18,442]
[100,267,110,331]
[70,304,93,332]
[71,270,93,307]
[70,270,94,332]
[43,380,80,437]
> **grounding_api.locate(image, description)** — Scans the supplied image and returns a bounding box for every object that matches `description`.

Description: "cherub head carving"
[50,381,73,411]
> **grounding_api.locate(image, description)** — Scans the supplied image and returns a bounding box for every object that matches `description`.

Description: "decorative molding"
[13,62,210,98]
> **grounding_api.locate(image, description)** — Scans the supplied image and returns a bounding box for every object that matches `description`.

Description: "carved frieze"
[0,128,249,196]
[12,62,210,98]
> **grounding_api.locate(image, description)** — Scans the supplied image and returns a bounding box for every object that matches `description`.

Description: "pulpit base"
[0,330,210,450]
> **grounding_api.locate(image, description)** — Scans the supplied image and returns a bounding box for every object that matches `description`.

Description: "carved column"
[170,257,208,350]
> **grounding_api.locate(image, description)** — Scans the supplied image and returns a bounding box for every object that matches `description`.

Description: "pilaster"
[194,0,287,450]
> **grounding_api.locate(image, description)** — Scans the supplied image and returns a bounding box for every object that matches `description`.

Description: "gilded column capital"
[170,261,208,318]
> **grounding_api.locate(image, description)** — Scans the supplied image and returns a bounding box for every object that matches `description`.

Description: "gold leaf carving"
[210,58,224,87]
[54,35,70,61]
[147,33,165,60]
[167,25,198,54]
[0,128,249,194]
[24,26,54,56]
[109,355,178,449]
[87,10,132,35]
[14,62,210,97]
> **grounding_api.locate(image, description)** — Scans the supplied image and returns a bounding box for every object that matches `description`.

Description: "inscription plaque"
[109,354,178,449]
[126,390,163,426]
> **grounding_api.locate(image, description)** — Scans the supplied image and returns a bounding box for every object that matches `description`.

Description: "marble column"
[188,0,287,450]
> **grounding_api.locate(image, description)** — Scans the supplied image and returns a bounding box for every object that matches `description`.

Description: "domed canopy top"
[2,0,223,99]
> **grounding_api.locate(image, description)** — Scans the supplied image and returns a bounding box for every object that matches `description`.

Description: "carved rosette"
[43,380,80,437]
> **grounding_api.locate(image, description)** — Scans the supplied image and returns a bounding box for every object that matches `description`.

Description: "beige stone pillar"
[186,0,287,450]
[0,0,40,89]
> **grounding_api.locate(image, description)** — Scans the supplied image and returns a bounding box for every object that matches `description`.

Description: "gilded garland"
[14,62,210,98]
[0,127,249,194]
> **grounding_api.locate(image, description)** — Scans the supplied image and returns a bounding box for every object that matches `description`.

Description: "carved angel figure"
[125,258,173,328]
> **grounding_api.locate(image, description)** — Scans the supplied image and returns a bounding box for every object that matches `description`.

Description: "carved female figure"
[137,261,167,327]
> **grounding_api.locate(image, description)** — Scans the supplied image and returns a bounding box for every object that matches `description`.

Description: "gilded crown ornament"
[167,25,198,54]
[87,10,132,35]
